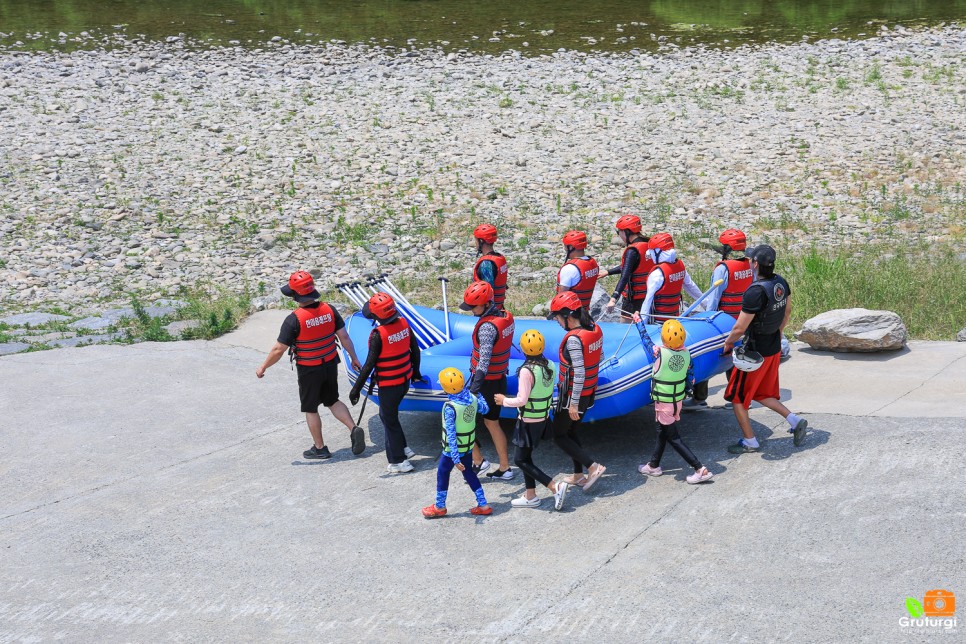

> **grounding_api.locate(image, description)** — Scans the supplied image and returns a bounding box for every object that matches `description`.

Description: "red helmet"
[718,228,746,251]
[473,224,498,244]
[365,292,397,320]
[459,281,494,310]
[647,232,674,252]
[547,291,582,319]
[615,214,642,234]
[562,230,588,250]
[281,270,320,302]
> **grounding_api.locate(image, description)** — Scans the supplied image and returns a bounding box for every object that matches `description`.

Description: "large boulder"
[795,308,907,352]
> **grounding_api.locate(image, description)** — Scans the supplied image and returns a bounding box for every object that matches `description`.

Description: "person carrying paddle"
[348,292,423,474]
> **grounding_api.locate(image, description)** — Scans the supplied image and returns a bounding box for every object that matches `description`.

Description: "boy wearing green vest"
[495,330,570,511]
[632,315,714,484]
[422,368,493,519]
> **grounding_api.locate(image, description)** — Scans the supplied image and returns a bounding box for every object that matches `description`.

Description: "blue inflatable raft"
[342,303,735,424]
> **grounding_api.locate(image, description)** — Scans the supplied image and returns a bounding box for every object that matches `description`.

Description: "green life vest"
[441,397,477,454]
[520,360,557,421]
[651,347,691,404]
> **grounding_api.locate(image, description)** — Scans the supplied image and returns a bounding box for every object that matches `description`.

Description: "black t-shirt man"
[741,276,791,357]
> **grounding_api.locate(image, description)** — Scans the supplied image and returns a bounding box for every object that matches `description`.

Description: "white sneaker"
[403,447,416,459]
[553,481,569,511]
[686,467,714,484]
[485,468,516,480]
[472,459,490,475]
[511,496,542,508]
[387,460,414,474]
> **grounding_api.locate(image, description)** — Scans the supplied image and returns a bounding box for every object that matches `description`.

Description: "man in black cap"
[721,246,808,453]
[256,271,365,460]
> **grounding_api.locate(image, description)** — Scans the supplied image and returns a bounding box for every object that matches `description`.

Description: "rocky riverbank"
[1,24,964,321]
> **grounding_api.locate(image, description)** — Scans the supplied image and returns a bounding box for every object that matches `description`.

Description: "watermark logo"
[901,590,957,631]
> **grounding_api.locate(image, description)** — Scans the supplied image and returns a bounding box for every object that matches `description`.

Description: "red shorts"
[724,352,781,409]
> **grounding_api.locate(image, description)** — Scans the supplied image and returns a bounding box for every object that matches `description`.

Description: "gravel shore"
[1,25,964,314]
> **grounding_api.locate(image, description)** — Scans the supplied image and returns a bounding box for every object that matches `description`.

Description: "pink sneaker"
[686,467,714,484]
[638,463,663,477]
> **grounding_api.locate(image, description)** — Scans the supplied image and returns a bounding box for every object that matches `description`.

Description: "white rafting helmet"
[732,346,764,372]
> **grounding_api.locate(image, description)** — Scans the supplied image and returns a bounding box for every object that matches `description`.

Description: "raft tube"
[343,305,735,424]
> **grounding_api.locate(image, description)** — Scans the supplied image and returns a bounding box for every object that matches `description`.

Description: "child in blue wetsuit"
[422,368,493,518]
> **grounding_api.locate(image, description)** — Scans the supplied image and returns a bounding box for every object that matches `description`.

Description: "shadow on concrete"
[798,345,910,362]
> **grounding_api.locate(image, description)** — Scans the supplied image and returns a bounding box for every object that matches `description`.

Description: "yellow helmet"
[438,367,465,394]
[661,319,686,350]
[520,329,545,357]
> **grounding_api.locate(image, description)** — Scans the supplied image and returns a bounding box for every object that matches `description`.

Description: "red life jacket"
[652,259,686,322]
[621,241,653,300]
[558,256,600,309]
[292,303,338,366]
[558,325,603,399]
[471,310,515,380]
[716,258,754,318]
[473,253,508,308]
[374,317,413,387]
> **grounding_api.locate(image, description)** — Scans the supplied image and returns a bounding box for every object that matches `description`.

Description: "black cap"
[458,301,474,311]
[748,244,776,267]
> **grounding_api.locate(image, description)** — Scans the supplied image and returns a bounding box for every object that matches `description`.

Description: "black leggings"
[378,383,409,465]
[553,397,595,473]
[514,445,553,490]
[649,422,701,470]
[692,367,732,402]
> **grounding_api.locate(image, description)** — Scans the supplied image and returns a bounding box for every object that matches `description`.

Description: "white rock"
[795,308,907,352]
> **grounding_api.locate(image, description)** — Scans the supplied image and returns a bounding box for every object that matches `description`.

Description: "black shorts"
[478,376,507,421]
[297,361,340,413]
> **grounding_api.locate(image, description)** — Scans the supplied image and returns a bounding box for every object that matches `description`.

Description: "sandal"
[470,505,493,516]
[562,474,588,487]
[582,464,607,491]
[421,505,447,519]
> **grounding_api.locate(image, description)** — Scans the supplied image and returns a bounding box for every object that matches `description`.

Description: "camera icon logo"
[924,590,956,617]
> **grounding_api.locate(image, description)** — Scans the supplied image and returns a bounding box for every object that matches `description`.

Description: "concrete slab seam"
[865,351,966,417]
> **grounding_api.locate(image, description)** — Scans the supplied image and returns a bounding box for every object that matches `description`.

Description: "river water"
[0,0,964,53]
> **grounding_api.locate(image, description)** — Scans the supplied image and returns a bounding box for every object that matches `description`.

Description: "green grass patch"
[781,245,966,340]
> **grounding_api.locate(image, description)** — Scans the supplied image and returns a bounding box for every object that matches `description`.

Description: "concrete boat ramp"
[2,311,963,641]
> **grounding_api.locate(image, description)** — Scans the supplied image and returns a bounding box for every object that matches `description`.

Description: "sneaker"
[723,401,734,410]
[682,398,708,411]
[387,460,415,473]
[511,496,542,508]
[421,505,447,519]
[686,467,714,484]
[350,426,366,455]
[403,446,416,459]
[469,505,493,516]
[472,459,491,475]
[727,439,760,454]
[553,481,569,511]
[792,418,808,447]
[303,445,332,460]
[638,463,663,477]
[485,468,515,480]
